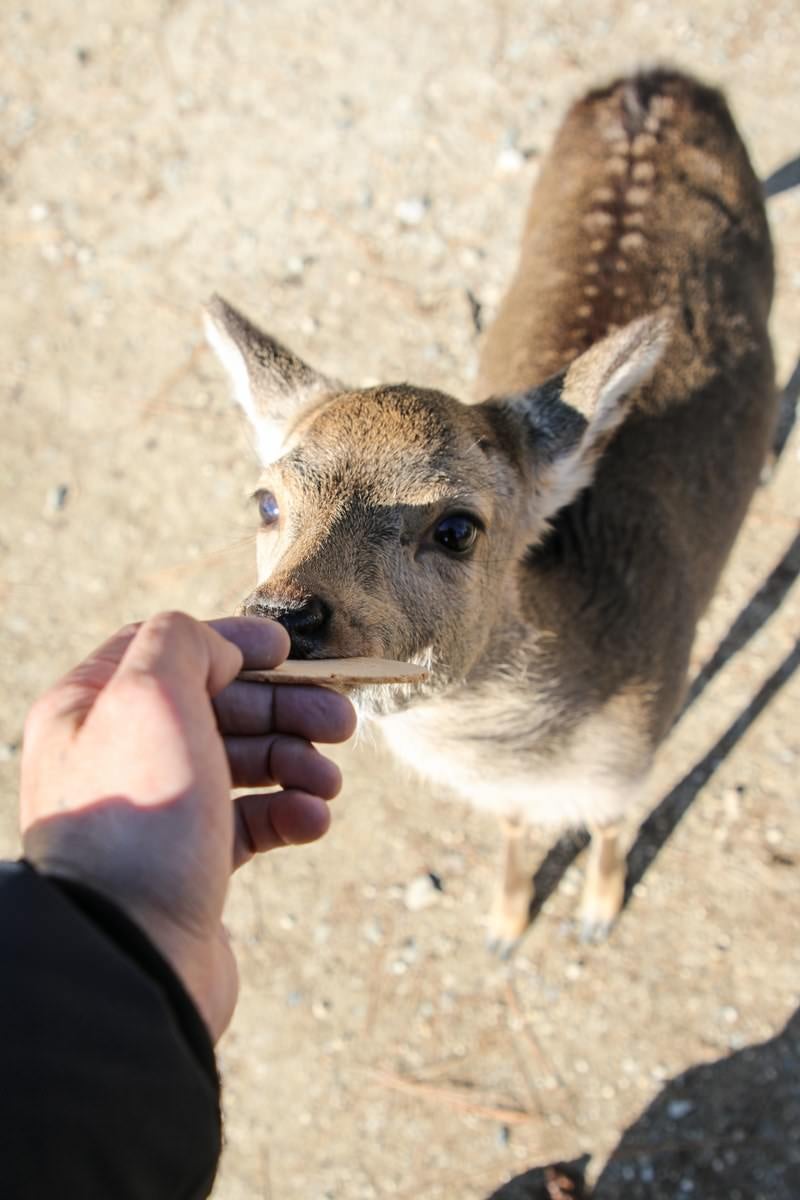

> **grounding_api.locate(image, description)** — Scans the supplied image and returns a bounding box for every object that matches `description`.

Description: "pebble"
[495,145,525,174]
[404,873,442,911]
[284,254,305,279]
[667,1099,694,1119]
[394,197,429,226]
[45,483,69,514]
[361,918,383,945]
[312,998,332,1020]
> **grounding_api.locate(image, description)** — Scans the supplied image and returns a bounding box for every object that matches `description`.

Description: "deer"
[204,69,776,955]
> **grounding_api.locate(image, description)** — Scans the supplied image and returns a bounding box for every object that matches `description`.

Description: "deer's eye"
[433,513,479,554]
[256,490,280,526]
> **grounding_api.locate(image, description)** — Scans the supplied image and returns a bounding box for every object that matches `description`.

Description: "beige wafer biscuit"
[238,657,429,687]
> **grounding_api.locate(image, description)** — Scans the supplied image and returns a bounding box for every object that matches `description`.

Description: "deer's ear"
[497,312,671,523]
[203,295,340,463]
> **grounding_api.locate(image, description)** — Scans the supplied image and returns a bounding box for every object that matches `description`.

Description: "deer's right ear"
[488,313,670,527]
[203,295,339,463]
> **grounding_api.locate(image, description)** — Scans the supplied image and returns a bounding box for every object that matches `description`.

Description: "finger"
[234,790,332,865]
[112,612,243,698]
[206,616,290,670]
[225,734,342,795]
[213,679,357,742]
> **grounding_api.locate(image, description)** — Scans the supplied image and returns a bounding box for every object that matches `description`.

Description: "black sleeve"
[0,861,221,1199]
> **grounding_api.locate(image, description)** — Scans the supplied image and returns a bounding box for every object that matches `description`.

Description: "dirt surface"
[2,3,799,1197]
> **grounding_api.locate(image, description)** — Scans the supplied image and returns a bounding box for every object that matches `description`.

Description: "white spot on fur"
[625,186,650,207]
[632,133,657,157]
[583,210,614,232]
[619,231,646,253]
[632,161,655,183]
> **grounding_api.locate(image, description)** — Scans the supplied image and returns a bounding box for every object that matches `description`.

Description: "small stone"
[495,145,525,174]
[668,1099,694,1119]
[399,937,417,964]
[0,742,19,763]
[361,918,383,945]
[285,254,305,279]
[404,873,441,911]
[721,1005,739,1024]
[395,197,429,226]
[311,998,332,1020]
[45,483,69,514]
[30,203,49,222]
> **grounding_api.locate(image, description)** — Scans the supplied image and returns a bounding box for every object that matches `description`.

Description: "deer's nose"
[242,592,332,657]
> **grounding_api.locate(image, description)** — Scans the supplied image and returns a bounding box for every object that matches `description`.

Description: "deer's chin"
[351,680,429,721]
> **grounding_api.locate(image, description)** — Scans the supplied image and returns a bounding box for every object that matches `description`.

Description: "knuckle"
[145,610,196,638]
[119,620,143,641]
[24,693,54,739]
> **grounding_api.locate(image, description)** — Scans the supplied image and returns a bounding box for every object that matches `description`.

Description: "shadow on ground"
[487,1009,800,1198]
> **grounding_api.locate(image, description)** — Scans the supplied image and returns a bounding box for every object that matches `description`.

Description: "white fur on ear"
[202,309,258,428]
[203,295,337,465]
[570,312,672,441]
[500,311,672,528]
[203,305,285,463]
[542,313,670,517]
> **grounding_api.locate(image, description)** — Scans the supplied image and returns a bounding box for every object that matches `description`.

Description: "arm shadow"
[592,1007,800,1198]
[625,636,799,903]
[484,1009,800,1199]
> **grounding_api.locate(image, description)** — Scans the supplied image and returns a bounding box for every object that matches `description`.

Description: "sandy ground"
[2,2,799,1197]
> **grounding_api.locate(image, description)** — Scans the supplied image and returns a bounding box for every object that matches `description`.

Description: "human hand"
[20,612,356,1041]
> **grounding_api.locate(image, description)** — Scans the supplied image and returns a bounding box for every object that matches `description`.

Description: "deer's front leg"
[486,816,533,958]
[578,821,626,943]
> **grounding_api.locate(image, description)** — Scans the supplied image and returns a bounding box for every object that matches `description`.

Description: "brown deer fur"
[205,70,775,951]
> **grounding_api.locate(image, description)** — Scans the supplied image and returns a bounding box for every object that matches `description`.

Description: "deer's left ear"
[203,295,341,463]
[488,312,671,523]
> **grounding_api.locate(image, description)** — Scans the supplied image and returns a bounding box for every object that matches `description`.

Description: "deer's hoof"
[485,931,520,960]
[577,915,615,944]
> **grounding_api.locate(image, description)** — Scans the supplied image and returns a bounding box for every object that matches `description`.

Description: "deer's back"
[478,70,776,742]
